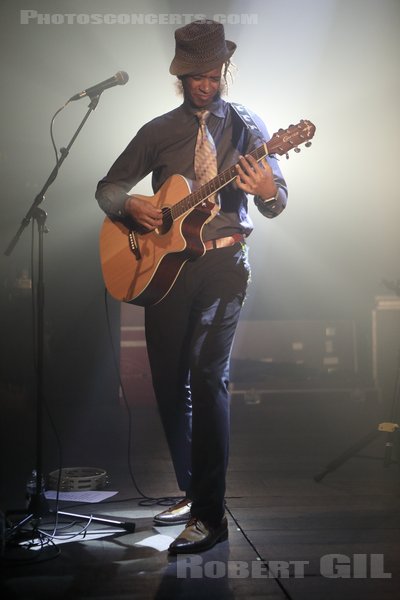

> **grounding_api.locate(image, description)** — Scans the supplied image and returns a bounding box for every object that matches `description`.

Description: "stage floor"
[1,389,399,599]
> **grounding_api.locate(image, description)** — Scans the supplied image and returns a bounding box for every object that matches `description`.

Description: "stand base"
[57,510,136,532]
[5,494,135,548]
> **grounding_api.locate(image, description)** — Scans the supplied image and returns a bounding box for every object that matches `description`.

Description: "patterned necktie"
[194,110,219,211]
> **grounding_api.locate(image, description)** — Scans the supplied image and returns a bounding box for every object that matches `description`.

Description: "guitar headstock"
[268,120,316,157]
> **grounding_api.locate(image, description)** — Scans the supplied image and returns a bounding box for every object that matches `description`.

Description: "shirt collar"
[183,96,226,119]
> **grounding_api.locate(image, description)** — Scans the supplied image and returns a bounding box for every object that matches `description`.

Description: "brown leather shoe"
[153,498,192,525]
[168,515,228,554]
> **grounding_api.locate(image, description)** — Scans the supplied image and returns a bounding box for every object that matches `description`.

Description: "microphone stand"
[4,94,135,546]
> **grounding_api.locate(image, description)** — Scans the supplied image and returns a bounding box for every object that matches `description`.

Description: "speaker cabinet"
[372,296,400,413]
[120,304,155,405]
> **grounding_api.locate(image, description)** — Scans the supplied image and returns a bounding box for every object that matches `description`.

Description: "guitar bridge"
[128,231,141,260]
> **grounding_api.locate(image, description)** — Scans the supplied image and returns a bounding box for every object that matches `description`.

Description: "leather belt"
[204,233,245,251]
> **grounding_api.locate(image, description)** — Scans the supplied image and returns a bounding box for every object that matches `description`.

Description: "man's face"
[182,67,223,108]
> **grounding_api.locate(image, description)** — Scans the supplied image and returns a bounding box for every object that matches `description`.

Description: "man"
[96,19,287,554]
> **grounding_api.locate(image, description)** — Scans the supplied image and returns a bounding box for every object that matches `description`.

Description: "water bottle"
[26,470,45,506]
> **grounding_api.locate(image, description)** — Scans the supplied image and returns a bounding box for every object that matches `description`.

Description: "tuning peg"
[305,142,312,148]
[285,153,290,159]
[294,147,301,153]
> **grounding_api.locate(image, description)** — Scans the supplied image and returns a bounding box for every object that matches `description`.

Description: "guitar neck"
[171,142,269,220]
[170,119,316,220]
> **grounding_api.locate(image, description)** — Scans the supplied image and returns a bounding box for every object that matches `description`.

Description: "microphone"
[69,71,129,101]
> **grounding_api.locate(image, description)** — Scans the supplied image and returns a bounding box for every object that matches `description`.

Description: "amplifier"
[120,307,360,400]
[231,319,358,373]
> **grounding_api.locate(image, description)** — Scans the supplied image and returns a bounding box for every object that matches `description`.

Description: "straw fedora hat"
[169,19,236,76]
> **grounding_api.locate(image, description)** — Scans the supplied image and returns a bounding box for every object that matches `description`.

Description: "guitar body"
[99,174,213,306]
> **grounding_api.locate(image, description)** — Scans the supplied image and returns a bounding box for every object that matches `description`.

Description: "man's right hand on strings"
[124,195,163,231]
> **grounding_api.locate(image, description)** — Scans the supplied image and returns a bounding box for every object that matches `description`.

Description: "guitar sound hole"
[155,207,173,235]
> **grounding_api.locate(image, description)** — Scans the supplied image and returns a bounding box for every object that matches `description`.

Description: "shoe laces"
[186,517,210,535]
[187,516,203,529]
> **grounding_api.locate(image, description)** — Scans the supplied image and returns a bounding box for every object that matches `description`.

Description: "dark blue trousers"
[145,242,250,526]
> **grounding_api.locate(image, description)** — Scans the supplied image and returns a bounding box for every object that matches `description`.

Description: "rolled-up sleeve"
[245,110,288,220]
[95,124,154,218]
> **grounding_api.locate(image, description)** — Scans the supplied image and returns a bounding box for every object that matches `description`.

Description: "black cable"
[104,288,182,507]
[36,104,67,537]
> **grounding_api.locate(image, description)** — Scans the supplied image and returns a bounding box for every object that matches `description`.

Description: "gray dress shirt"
[95,96,287,241]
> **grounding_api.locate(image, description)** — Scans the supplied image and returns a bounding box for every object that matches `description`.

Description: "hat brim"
[169,40,236,76]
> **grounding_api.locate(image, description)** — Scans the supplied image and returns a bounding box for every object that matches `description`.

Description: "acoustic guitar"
[99,119,316,306]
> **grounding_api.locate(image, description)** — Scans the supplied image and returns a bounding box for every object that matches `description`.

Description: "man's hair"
[175,60,236,97]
